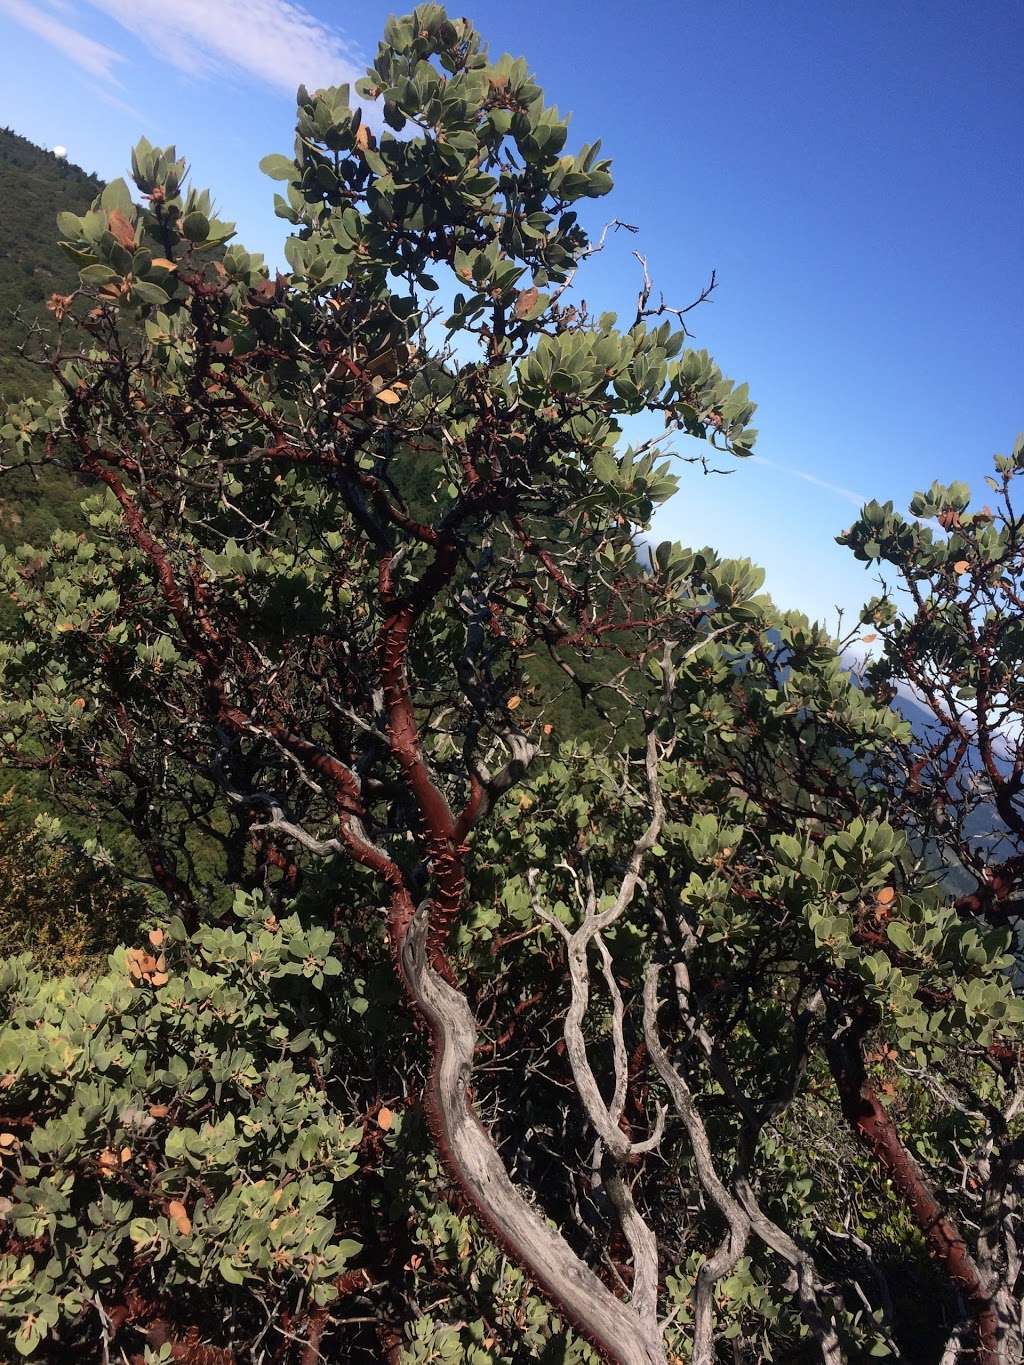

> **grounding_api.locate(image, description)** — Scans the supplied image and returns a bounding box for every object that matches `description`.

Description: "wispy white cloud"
[83,0,363,96]
[751,455,867,510]
[0,0,123,79]
[91,82,145,119]
[1,0,363,97]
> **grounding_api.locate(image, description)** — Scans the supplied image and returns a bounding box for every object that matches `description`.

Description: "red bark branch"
[827,1017,1000,1363]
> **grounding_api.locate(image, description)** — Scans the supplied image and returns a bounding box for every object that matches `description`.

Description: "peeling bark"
[827,1021,1003,1364]
[400,899,667,1365]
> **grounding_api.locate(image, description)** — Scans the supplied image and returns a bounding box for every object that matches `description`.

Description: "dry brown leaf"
[375,388,401,405]
[148,928,165,947]
[377,1106,393,1131]
[543,722,553,735]
[150,971,170,987]
[954,560,969,574]
[150,258,177,271]
[148,1104,169,1119]
[515,286,539,319]
[507,695,522,711]
[107,209,136,249]
[167,1199,191,1235]
[876,887,896,906]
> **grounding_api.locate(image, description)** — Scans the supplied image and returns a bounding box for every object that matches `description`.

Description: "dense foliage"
[0,11,1021,1364]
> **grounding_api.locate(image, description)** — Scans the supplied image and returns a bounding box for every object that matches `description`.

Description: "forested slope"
[0,129,100,544]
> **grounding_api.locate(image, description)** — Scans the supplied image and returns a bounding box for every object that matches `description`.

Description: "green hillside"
[0,130,102,548]
[0,133,106,832]
[0,128,102,398]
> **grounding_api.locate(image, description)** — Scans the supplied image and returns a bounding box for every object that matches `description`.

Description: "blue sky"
[2,0,1020,628]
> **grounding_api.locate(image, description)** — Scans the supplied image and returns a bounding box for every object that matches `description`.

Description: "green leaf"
[181,212,210,243]
[259,154,296,181]
[79,264,117,284]
[100,178,134,215]
[592,449,617,484]
[131,281,170,306]
[219,1257,246,1285]
[886,922,914,954]
[14,1318,43,1357]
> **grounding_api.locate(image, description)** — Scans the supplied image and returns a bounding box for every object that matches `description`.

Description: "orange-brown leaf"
[876,887,896,906]
[107,209,136,250]
[954,560,969,574]
[167,1199,191,1235]
[377,1106,393,1131]
[515,287,539,320]
[507,695,522,711]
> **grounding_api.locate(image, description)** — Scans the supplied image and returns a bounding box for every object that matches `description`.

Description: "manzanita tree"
[0,8,1021,1364]
[836,447,1024,1362]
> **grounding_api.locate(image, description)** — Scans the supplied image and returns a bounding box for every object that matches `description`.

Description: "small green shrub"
[0,893,366,1359]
